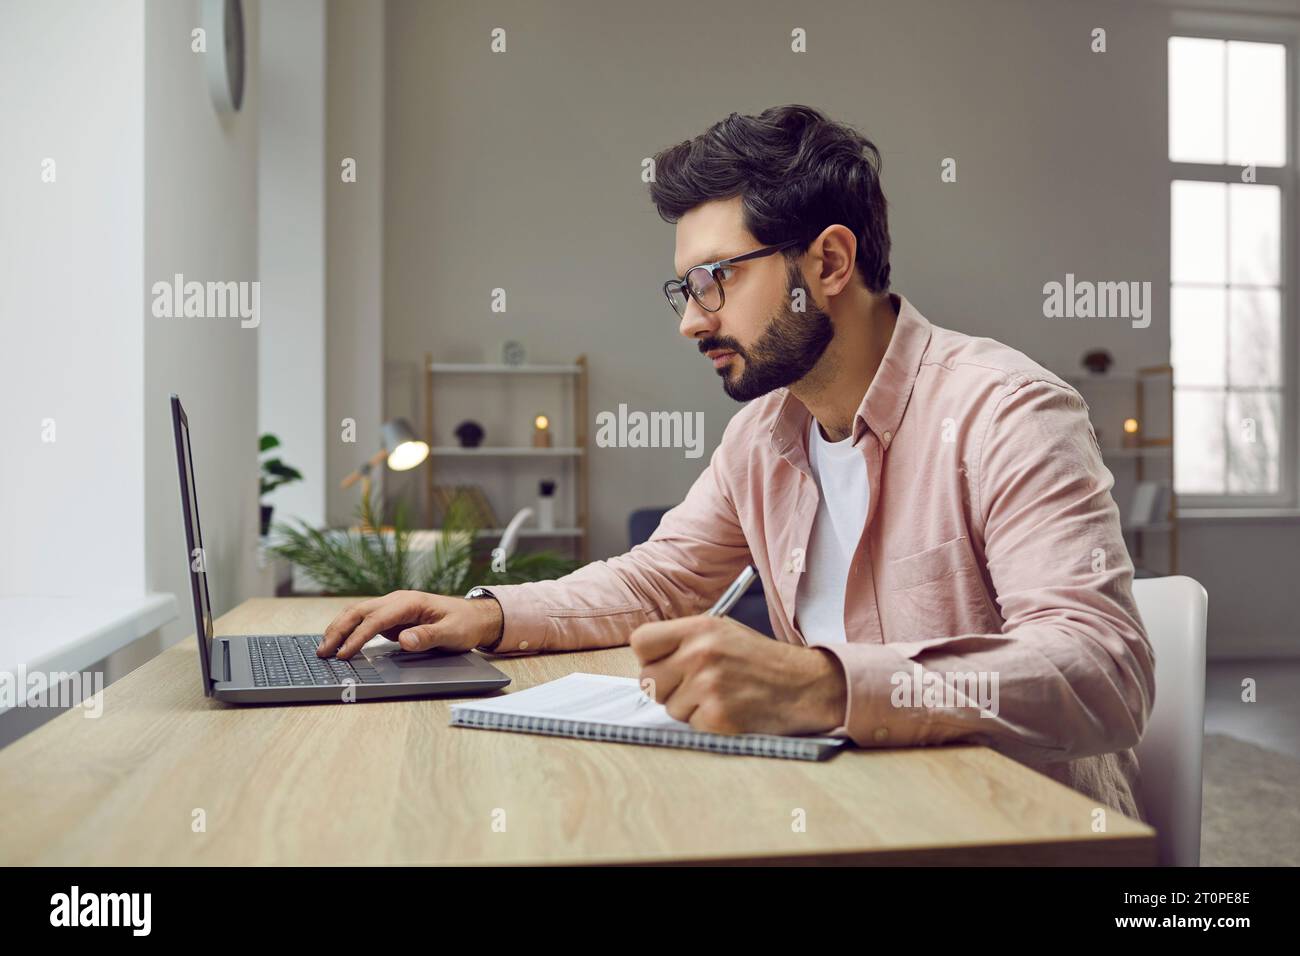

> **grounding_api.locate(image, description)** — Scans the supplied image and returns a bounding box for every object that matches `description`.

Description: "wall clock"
[202,0,245,113]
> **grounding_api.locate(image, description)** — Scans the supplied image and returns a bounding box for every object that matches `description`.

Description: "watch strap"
[465,587,504,652]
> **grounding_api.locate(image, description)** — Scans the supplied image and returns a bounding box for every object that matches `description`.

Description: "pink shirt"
[486,293,1155,821]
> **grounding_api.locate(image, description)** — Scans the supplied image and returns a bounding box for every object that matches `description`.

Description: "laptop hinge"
[209,638,231,686]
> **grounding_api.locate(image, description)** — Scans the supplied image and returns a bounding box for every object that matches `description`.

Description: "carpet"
[1200,733,1300,867]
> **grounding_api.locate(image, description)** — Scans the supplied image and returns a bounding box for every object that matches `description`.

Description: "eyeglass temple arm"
[718,239,800,267]
[668,239,800,292]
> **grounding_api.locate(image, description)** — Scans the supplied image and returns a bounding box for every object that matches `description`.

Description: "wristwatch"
[465,586,504,652]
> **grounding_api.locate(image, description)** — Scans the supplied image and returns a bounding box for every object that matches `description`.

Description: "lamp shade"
[382,418,429,471]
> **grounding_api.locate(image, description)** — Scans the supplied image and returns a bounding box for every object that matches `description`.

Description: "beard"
[699,260,835,402]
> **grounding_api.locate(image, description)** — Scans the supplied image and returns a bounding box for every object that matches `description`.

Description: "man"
[320,104,1155,821]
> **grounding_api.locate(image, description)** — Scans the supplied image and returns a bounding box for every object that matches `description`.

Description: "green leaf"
[266,484,577,597]
[420,492,479,595]
[263,460,303,481]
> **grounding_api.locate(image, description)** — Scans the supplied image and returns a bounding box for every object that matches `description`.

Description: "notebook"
[449,672,849,761]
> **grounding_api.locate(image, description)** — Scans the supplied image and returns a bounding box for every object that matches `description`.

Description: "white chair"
[495,507,535,564]
[1131,575,1208,867]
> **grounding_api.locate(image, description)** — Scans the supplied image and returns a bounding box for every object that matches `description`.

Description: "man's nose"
[678,299,718,340]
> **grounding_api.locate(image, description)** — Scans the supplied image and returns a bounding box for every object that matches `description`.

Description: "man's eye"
[718,267,736,280]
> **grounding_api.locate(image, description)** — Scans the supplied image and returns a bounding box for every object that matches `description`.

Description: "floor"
[1200,658,1300,866]
[1205,659,1300,760]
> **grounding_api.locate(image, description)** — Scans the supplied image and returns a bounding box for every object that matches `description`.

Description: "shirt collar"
[770,292,932,456]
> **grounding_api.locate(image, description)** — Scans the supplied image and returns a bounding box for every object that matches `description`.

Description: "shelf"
[1100,446,1172,459]
[1067,376,1143,386]
[1072,365,1177,573]
[1179,508,1300,523]
[430,446,583,457]
[1068,368,1174,387]
[1123,523,1174,533]
[472,527,585,538]
[0,594,176,704]
[428,363,582,375]
[426,351,591,563]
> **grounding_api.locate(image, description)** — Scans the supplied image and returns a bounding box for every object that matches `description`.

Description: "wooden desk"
[0,598,1155,865]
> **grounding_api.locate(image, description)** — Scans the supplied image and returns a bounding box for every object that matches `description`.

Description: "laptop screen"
[170,395,216,694]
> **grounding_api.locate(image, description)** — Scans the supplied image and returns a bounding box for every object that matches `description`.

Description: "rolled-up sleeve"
[816,379,1157,766]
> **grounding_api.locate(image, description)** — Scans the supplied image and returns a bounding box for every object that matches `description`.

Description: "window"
[1169,30,1295,507]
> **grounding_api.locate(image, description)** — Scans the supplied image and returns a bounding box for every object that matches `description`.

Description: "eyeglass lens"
[686,267,723,311]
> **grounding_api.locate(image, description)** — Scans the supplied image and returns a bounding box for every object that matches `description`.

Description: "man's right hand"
[317,590,503,660]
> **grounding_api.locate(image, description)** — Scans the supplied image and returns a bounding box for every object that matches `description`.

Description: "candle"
[533,414,551,448]
[1122,417,1140,448]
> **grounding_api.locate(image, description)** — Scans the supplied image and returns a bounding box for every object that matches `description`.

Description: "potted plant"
[259,433,303,536]
[267,488,577,596]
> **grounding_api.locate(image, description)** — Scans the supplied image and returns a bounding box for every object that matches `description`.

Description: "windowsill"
[1178,508,1300,524]
[0,594,177,704]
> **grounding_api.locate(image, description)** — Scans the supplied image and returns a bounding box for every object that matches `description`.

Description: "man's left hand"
[629,615,847,736]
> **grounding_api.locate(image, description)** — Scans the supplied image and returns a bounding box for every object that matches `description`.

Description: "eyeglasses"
[663,239,801,319]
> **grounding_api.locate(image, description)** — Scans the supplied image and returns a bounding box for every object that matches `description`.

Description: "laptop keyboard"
[247,635,385,687]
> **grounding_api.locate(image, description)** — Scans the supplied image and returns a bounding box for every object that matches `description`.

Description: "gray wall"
[144,0,263,650]
[381,0,1300,657]
[253,0,387,532]
[382,0,1170,545]
[326,0,386,527]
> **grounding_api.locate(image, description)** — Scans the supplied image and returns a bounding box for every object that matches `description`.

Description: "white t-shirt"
[794,416,870,645]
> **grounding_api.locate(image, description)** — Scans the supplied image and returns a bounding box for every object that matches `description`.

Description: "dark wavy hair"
[649,104,891,293]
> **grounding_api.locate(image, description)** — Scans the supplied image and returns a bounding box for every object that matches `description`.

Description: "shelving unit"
[423,354,589,562]
[426,446,584,457]
[471,528,585,539]
[1067,364,1177,574]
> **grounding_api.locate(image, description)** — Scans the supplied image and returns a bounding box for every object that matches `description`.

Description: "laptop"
[171,394,511,703]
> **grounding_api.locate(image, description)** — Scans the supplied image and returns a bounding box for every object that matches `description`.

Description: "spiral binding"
[450,708,837,761]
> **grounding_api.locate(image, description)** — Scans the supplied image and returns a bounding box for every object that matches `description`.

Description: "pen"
[636,564,760,708]
[706,564,758,619]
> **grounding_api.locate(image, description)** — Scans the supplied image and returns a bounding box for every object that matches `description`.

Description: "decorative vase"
[454,420,484,448]
[537,479,556,531]
[1082,349,1113,376]
[502,340,526,366]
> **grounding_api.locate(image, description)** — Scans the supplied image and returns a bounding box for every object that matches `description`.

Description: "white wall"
[257,0,384,532]
[258,0,327,529]
[381,0,1300,656]
[0,0,146,598]
[0,0,262,695]
[144,0,262,649]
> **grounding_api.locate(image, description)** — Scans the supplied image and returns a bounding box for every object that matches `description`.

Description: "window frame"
[1169,12,1299,511]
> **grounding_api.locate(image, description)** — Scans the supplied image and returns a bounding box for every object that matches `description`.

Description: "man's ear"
[811,224,857,298]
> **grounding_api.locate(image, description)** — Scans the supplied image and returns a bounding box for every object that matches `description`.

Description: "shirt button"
[882,430,892,444]
[518,641,529,650]
[873,727,889,743]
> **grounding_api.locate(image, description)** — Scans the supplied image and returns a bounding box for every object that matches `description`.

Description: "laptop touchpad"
[367,645,478,680]
[386,650,466,667]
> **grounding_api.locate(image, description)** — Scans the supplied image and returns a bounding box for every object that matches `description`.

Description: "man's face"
[673,198,833,402]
